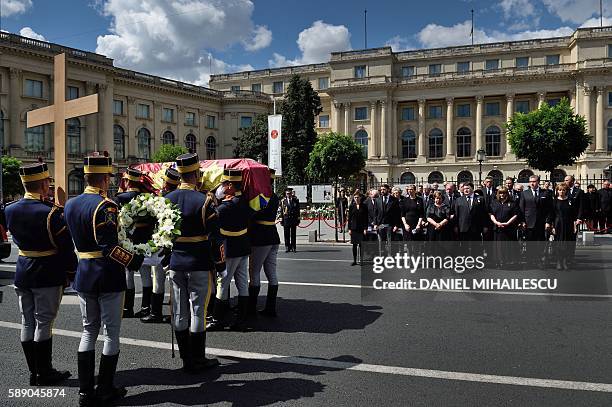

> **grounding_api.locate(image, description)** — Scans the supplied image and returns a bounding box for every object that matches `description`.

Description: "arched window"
[488,170,504,188]
[162,130,175,145]
[456,127,471,157]
[206,136,216,160]
[66,118,81,155]
[400,172,415,184]
[137,128,151,159]
[607,119,612,152]
[428,171,443,184]
[457,170,473,184]
[485,126,501,157]
[428,128,443,158]
[113,125,125,160]
[517,169,534,183]
[25,125,45,152]
[550,169,566,183]
[185,134,197,153]
[355,130,368,158]
[401,130,416,159]
[68,170,84,196]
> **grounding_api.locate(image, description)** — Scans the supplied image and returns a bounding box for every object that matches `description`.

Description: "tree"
[233,113,268,161]
[306,133,366,182]
[281,74,322,184]
[507,98,590,173]
[2,156,24,200]
[152,144,188,163]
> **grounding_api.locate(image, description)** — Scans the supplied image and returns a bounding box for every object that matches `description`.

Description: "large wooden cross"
[26,53,99,204]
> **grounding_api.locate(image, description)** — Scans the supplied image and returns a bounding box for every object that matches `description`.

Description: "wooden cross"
[26,53,99,204]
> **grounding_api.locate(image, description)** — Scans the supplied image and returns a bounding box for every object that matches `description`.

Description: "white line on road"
[0,320,610,393]
[277,257,349,262]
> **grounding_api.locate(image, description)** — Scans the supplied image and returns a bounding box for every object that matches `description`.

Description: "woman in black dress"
[489,188,520,267]
[400,184,424,241]
[348,190,368,265]
[425,192,451,241]
[547,183,578,270]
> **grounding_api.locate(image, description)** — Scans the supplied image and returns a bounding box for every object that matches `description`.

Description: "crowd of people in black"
[346,175,612,270]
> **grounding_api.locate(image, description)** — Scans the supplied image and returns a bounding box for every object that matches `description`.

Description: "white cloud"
[19,26,46,41]
[417,20,574,48]
[269,20,351,67]
[242,25,272,51]
[384,35,414,52]
[542,0,607,24]
[580,16,612,27]
[95,0,270,85]
[0,0,32,16]
[499,0,536,19]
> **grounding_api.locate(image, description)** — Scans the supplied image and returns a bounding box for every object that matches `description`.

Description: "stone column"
[417,98,426,160]
[595,87,605,152]
[380,100,387,159]
[445,97,454,159]
[569,88,576,111]
[370,100,378,157]
[85,81,98,154]
[391,101,398,158]
[177,105,184,147]
[505,94,514,157]
[8,68,21,149]
[344,102,351,135]
[475,96,483,153]
[331,100,340,132]
[583,86,592,136]
[537,91,546,107]
[97,81,114,154]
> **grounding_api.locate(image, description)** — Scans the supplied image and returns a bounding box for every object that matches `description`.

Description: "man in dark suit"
[452,182,488,241]
[598,181,611,233]
[481,176,496,240]
[505,177,521,204]
[280,187,300,252]
[375,184,399,243]
[421,184,433,210]
[565,175,585,222]
[364,189,378,241]
[519,175,552,266]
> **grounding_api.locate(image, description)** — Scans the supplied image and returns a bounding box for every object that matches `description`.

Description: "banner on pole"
[268,114,282,175]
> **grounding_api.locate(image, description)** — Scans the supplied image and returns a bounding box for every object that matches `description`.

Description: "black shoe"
[141,292,165,323]
[259,285,278,317]
[35,338,71,385]
[206,300,228,331]
[285,248,290,253]
[21,341,37,386]
[123,288,135,318]
[134,286,153,318]
[247,286,260,317]
[351,261,357,266]
[191,331,219,369]
[78,351,96,407]
[134,307,151,318]
[230,296,249,331]
[96,353,127,403]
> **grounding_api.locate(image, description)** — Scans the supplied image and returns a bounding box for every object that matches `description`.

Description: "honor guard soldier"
[248,168,280,317]
[165,153,219,372]
[207,168,252,331]
[141,167,180,324]
[65,153,144,406]
[5,161,75,386]
[280,187,300,252]
[115,168,154,319]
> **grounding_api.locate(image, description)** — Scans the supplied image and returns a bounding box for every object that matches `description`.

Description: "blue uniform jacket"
[165,184,217,271]
[249,193,280,247]
[5,193,77,289]
[65,186,138,293]
[218,192,253,258]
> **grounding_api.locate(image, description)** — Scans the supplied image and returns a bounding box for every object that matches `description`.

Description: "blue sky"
[1,0,610,85]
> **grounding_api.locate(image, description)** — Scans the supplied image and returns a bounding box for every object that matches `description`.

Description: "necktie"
[468,196,472,207]
[534,189,538,198]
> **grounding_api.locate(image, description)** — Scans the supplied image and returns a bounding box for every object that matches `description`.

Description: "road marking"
[277,257,348,263]
[0,320,611,393]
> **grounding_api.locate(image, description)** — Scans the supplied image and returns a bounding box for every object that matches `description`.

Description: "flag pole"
[471,9,474,45]
[364,9,368,49]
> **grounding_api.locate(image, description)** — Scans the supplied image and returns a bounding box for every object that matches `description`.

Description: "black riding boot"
[247,285,260,316]
[230,296,249,331]
[135,286,152,318]
[123,288,135,318]
[96,353,127,403]
[78,351,96,407]
[260,285,278,317]
[21,340,36,386]
[141,293,164,323]
[174,329,200,373]
[35,338,71,385]
[206,299,228,331]
[191,331,219,369]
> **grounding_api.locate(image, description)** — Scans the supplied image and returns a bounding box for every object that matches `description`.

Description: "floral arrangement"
[300,205,336,220]
[118,193,182,256]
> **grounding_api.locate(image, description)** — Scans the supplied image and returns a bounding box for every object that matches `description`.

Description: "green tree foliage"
[306,132,366,182]
[2,156,24,199]
[233,113,268,161]
[281,74,322,183]
[507,98,590,173]
[152,144,188,163]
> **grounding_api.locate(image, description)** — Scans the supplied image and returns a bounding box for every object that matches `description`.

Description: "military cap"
[163,167,180,185]
[285,187,293,192]
[125,167,143,182]
[19,161,51,183]
[175,153,200,173]
[84,152,113,174]
[221,168,243,183]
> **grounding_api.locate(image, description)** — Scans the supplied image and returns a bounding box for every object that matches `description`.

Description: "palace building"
[209,26,612,185]
[0,27,611,196]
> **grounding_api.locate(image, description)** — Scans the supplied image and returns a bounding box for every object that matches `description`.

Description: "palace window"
[457,61,470,74]
[400,172,415,184]
[137,128,151,159]
[607,119,612,152]
[162,130,175,145]
[67,86,79,100]
[485,126,501,157]
[456,104,471,117]
[185,112,196,126]
[485,102,500,116]
[457,170,473,184]
[162,108,174,123]
[401,66,415,78]
[113,100,123,116]
[485,59,499,71]
[25,125,45,151]
[207,115,216,129]
[68,171,84,197]
[273,81,284,94]
[546,54,560,65]
[456,127,471,158]
[428,171,444,184]
[401,130,416,159]
[25,79,43,98]
[488,170,504,188]
[428,105,442,119]
[608,44,612,57]
[240,116,252,128]
[318,77,329,90]
[136,104,150,119]
[609,92,612,107]
[515,100,530,114]
[516,57,529,69]
[66,118,81,154]
[318,115,329,128]
[401,107,415,121]
[547,98,561,107]
[355,130,368,157]
[230,85,240,92]
[354,65,366,79]
[113,125,125,159]
[185,134,197,153]
[206,136,217,159]
[354,107,368,121]
[428,64,441,76]
[428,128,443,158]
[251,83,261,92]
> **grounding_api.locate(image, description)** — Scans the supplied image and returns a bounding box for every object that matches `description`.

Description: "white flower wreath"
[118,193,182,257]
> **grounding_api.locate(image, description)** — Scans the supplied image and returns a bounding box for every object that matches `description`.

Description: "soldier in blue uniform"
[207,168,252,331]
[165,153,219,372]
[141,167,180,324]
[65,154,144,407]
[248,168,280,317]
[115,168,154,319]
[5,161,75,386]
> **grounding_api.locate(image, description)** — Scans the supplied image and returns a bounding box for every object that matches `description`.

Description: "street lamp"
[476,149,486,186]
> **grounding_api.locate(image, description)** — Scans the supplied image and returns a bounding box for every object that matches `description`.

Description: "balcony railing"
[577,58,612,69]
[331,75,392,88]
[220,90,273,102]
[210,63,329,82]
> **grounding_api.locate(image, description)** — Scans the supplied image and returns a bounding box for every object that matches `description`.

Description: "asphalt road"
[1,242,612,406]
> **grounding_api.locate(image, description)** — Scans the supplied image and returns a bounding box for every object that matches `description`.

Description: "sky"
[0,0,610,86]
